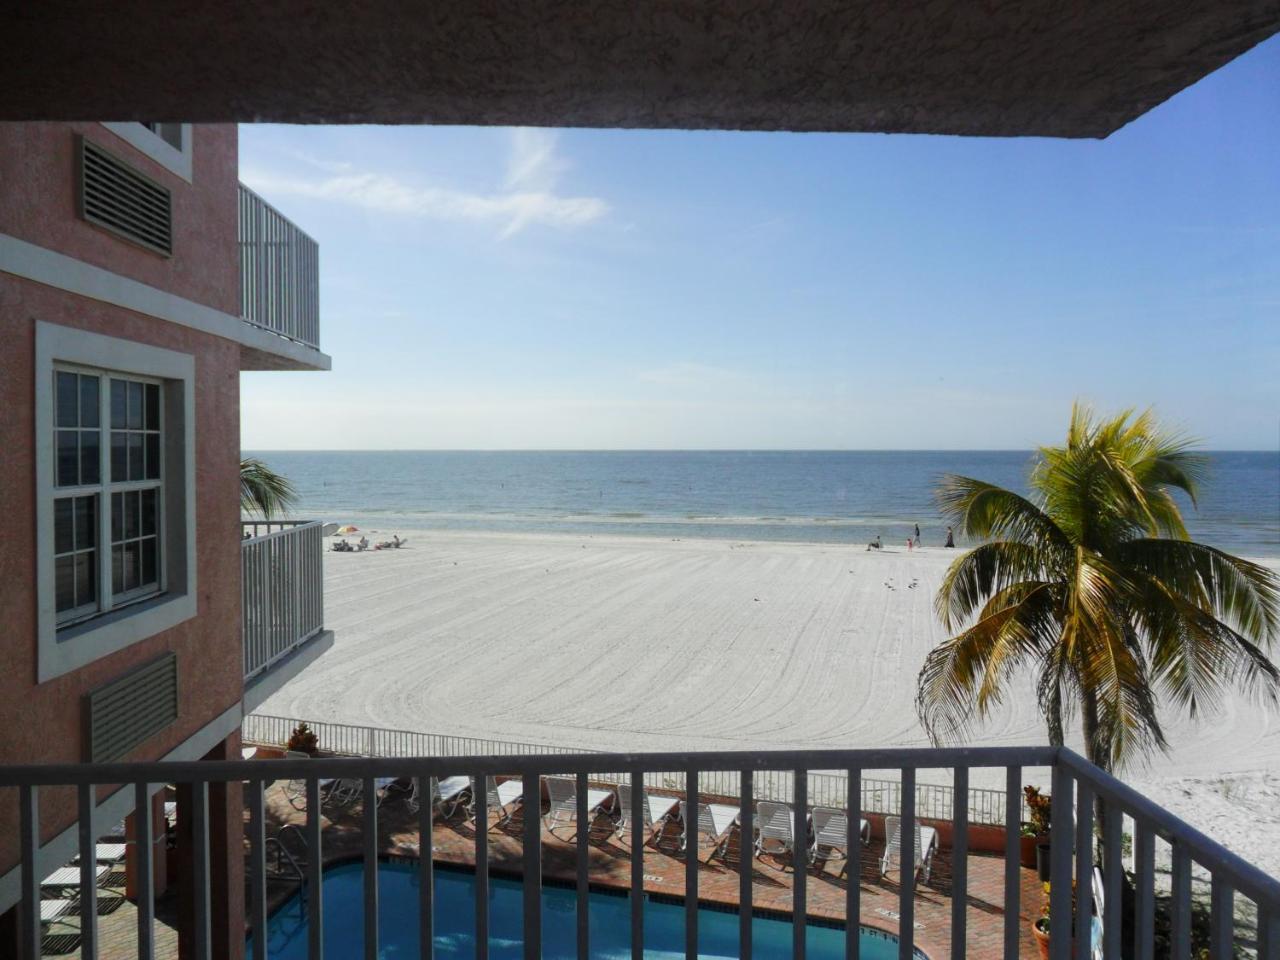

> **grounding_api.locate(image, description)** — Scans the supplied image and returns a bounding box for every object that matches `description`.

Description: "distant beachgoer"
[945,526,955,548]
[914,523,920,540]
[392,534,401,547]
[866,535,882,551]
[358,535,370,551]
[907,537,913,551]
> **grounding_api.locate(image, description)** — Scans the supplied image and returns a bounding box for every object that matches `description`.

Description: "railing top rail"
[240,519,323,544]
[237,182,318,246]
[1058,747,1280,908]
[0,745,1058,788]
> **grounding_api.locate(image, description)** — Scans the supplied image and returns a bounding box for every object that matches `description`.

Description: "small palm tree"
[916,404,1279,773]
[239,457,298,519]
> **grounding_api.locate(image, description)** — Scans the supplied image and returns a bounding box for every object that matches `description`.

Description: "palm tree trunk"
[1045,682,1065,747]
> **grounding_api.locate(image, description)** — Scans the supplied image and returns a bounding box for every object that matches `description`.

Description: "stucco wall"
[0,270,242,868]
[0,123,239,315]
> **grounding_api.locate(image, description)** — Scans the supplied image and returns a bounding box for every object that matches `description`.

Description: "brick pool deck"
[75,775,1044,959]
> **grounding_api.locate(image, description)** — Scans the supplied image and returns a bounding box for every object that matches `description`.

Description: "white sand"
[258,530,1280,884]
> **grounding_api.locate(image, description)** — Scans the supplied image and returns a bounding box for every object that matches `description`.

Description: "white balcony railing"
[238,183,320,349]
[241,520,324,679]
[5,746,1279,960]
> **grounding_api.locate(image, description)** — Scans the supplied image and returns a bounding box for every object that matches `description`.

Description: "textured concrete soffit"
[4,2,1280,137]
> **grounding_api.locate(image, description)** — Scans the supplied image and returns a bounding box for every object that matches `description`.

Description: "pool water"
[250,860,917,960]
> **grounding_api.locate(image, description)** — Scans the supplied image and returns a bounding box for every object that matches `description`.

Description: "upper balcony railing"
[238,183,320,350]
[4,745,1278,960]
[241,519,325,680]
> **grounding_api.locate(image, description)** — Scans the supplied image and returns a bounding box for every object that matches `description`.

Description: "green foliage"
[240,457,298,519]
[917,403,1280,770]
[1024,784,1052,835]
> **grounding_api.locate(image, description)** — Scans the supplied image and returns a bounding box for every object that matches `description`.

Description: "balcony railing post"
[418,766,434,960]
[951,766,969,960]
[136,781,156,960]
[1209,876,1233,960]
[78,782,100,960]
[364,777,380,960]
[1170,840,1192,959]
[1003,765,1021,960]
[1102,796,1122,960]
[1049,761,1074,960]
[474,772,489,960]
[1134,823,1155,960]
[522,774,542,960]
[794,767,808,960]
[19,784,39,960]
[307,776,324,960]
[1074,778,1094,959]
[847,767,862,960]
[740,768,753,960]
[248,779,267,960]
[575,771,589,960]
[898,766,915,960]
[685,765,699,960]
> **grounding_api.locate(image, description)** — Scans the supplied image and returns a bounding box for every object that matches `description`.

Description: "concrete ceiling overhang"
[5,2,1280,138]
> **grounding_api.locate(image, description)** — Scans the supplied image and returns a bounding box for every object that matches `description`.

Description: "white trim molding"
[36,322,198,681]
[0,232,331,371]
[99,122,194,183]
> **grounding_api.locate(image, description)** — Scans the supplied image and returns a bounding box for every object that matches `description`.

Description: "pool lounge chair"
[810,806,870,865]
[753,800,807,865]
[407,775,472,818]
[42,864,107,891]
[41,898,76,930]
[72,843,128,865]
[880,815,939,884]
[611,783,679,846]
[543,777,615,835]
[469,776,524,829]
[679,801,739,860]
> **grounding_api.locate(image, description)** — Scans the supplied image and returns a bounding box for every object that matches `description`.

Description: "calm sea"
[243,451,1280,557]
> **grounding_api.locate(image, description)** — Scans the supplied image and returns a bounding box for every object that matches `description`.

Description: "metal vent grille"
[86,653,178,763]
[78,136,173,256]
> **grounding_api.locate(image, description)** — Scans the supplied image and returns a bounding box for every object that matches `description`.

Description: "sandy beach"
[258,529,1280,883]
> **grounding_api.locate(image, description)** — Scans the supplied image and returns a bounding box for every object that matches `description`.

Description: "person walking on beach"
[945,526,955,548]
[914,523,921,541]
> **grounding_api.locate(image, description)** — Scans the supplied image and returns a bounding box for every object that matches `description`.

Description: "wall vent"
[77,136,173,256]
[85,653,178,763]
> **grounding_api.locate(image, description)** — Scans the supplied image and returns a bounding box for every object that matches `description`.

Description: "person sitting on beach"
[866,535,882,551]
[357,536,370,551]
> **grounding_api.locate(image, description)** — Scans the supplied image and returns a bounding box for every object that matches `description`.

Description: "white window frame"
[99,122,193,183]
[36,322,197,682]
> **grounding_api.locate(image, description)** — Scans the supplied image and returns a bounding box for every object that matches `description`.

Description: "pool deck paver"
[86,777,1044,959]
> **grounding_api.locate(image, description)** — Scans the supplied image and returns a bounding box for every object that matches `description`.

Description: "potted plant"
[1032,882,1077,960]
[286,721,319,755]
[1020,785,1051,868]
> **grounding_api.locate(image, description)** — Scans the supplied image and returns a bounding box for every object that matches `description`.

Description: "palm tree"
[916,404,1279,774]
[239,457,298,519]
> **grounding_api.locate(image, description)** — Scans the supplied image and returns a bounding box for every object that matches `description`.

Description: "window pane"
[111,432,127,481]
[80,375,100,428]
[125,490,140,540]
[145,433,161,480]
[55,498,74,554]
[141,489,157,536]
[123,542,140,592]
[145,383,160,431]
[141,538,157,587]
[129,433,144,480]
[79,430,100,485]
[110,379,127,429]
[74,552,96,608]
[74,496,95,551]
[56,372,78,427]
[112,545,124,594]
[56,430,78,487]
[111,492,124,542]
[55,556,75,612]
[128,381,144,429]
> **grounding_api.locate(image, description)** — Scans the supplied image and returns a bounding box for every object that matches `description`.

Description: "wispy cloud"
[242,129,608,238]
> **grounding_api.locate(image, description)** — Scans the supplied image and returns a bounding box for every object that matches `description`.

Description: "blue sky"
[240,36,1280,451]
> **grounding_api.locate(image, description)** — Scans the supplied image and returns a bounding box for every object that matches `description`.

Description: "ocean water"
[243,450,1280,557]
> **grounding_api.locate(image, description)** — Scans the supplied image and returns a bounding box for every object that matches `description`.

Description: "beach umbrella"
[336,524,359,535]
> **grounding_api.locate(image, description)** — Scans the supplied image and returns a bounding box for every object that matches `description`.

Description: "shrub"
[286,722,319,755]
[1024,784,1052,836]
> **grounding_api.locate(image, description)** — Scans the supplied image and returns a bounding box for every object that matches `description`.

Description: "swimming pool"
[250,860,922,960]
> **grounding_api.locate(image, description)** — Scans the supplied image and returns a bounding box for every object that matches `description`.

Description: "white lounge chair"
[42,864,107,890]
[753,800,805,863]
[679,801,739,860]
[72,843,128,865]
[41,898,75,929]
[810,806,870,865]
[611,783,679,846]
[543,777,615,835]
[469,777,523,828]
[880,815,939,884]
[407,775,472,818]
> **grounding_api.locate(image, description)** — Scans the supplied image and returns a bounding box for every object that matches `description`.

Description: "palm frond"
[240,458,299,519]
[934,476,1070,551]
[934,540,1055,630]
